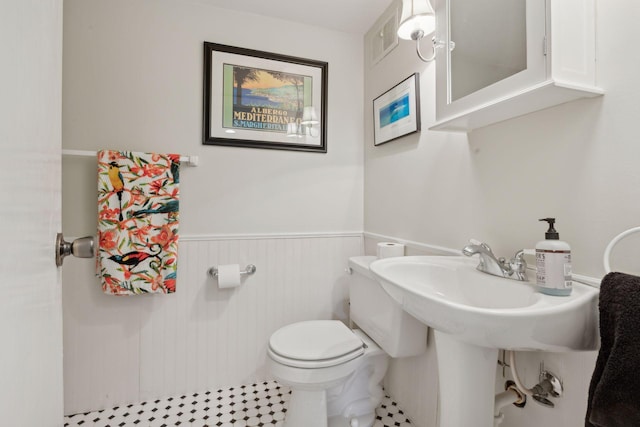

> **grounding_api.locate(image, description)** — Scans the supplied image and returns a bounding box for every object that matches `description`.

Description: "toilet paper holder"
[208,264,257,279]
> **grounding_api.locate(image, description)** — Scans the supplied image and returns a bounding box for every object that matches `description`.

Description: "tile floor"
[64,381,413,427]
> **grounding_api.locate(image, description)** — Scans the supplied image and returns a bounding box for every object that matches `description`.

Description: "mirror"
[449,0,527,102]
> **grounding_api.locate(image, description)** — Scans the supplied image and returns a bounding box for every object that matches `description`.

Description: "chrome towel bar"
[604,226,640,273]
[62,149,199,167]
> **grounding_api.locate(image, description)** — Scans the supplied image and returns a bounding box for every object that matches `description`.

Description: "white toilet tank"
[348,256,427,357]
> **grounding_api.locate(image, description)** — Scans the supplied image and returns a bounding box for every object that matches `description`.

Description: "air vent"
[371,7,399,66]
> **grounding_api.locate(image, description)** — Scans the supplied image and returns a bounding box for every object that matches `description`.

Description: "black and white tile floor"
[64,381,413,427]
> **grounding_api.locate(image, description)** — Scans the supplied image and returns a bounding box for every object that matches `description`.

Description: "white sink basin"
[369,255,600,427]
[369,256,599,351]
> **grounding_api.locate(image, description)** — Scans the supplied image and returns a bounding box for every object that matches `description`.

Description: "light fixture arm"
[415,34,436,62]
[412,34,454,63]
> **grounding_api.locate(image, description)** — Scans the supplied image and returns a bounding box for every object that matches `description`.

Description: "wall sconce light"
[397,0,438,62]
[287,106,320,138]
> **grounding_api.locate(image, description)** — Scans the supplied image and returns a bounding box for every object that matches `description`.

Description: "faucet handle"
[517,248,536,259]
[509,249,530,280]
[469,239,494,254]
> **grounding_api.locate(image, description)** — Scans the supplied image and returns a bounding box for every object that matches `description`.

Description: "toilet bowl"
[267,256,429,427]
[268,320,387,427]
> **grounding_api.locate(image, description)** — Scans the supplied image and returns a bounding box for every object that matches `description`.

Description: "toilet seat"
[268,320,365,369]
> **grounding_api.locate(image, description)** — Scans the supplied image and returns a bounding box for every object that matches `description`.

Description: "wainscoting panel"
[62,234,363,415]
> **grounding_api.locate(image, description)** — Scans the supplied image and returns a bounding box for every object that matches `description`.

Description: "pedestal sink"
[369,256,599,427]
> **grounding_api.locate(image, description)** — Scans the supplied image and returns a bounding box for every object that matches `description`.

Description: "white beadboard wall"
[62,234,362,415]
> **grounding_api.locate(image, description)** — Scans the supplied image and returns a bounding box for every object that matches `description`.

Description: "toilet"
[267,256,428,427]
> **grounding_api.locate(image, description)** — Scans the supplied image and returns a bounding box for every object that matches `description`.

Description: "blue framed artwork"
[373,73,420,146]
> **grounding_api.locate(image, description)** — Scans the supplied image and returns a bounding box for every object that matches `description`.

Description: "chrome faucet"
[462,239,528,281]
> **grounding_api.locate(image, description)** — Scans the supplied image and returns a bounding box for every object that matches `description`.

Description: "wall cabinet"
[430,0,603,132]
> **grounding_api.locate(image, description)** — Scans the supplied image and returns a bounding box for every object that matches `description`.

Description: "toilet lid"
[269,320,364,364]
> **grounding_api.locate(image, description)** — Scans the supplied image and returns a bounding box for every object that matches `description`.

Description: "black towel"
[586,272,640,427]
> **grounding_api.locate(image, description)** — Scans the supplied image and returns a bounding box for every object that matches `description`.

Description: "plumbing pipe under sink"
[494,387,524,426]
[509,351,563,406]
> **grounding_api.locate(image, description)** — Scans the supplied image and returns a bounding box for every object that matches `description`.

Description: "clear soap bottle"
[535,218,572,296]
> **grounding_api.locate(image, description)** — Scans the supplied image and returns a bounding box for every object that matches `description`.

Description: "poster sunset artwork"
[203,42,327,152]
[223,65,313,134]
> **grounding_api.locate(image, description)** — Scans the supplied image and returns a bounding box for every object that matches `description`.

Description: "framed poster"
[373,73,421,146]
[203,42,328,153]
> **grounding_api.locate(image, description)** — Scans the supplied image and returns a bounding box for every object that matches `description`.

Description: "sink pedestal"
[370,255,599,427]
[434,331,498,427]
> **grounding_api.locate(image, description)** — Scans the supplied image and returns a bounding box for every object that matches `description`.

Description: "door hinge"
[543,36,548,56]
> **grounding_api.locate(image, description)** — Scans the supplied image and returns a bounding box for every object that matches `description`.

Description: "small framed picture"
[373,73,421,146]
[203,42,328,153]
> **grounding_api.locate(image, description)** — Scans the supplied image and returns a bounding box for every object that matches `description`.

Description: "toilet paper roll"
[217,264,241,289]
[377,242,405,259]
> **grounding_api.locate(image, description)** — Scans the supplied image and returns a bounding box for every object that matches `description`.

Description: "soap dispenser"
[536,218,572,296]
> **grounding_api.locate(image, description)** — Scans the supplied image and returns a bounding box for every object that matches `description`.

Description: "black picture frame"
[203,42,328,153]
[373,73,421,146]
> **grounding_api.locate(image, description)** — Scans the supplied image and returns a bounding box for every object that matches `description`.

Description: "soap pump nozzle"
[539,218,559,240]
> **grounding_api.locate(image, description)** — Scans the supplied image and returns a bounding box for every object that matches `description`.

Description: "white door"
[0,1,64,425]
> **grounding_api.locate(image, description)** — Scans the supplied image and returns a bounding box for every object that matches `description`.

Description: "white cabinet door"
[0,1,64,426]
[435,0,547,121]
[431,0,602,132]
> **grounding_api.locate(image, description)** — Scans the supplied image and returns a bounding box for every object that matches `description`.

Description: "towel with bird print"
[97,150,180,295]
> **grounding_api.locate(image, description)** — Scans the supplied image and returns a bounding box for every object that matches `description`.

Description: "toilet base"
[269,327,388,427]
[283,389,329,427]
[328,400,376,427]
[283,389,378,427]
[330,414,375,427]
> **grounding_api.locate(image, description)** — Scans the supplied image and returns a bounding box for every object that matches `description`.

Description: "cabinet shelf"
[430,79,603,132]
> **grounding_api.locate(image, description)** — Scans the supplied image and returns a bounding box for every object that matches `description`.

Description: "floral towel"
[96,150,180,295]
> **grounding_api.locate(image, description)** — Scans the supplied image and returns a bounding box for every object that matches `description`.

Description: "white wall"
[63,0,364,237]
[365,1,640,427]
[366,0,640,283]
[62,0,365,414]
